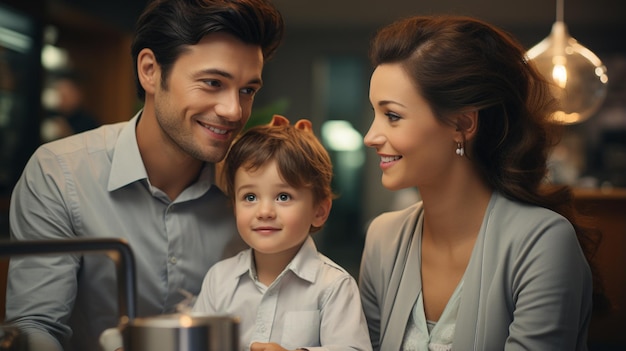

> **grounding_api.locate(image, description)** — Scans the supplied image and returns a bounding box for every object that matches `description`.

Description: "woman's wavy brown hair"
[370,15,607,312]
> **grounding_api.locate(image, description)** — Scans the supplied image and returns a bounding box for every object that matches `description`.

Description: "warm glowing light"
[552,110,581,124]
[525,0,608,124]
[551,62,568,88]
[179,315,193,327]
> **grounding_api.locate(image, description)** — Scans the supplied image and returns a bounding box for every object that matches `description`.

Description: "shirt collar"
[107,111,146,191]
[106,111,216,197]
[235,236,321,284]
[285,236,320,283]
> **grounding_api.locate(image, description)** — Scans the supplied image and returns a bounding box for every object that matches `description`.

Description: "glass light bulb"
[526,21,608,124]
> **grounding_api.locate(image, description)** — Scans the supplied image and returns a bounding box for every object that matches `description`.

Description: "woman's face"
[364,63,457,191]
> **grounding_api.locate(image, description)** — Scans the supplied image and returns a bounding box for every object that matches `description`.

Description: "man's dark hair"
[131,0,284,100]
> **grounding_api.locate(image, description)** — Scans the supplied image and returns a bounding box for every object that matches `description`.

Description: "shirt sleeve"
[303,274,373,351]
[505,217,592,350]
[5,147,80,350]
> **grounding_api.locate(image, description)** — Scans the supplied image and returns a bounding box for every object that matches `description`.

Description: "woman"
[359,15,600,350]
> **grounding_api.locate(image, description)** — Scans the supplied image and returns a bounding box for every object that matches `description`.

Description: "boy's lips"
[253,226,280,235]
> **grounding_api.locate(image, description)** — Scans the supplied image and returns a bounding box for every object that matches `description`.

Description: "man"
[4,0,284,350]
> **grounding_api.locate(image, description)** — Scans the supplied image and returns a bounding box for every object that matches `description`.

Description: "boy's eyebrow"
[235,182,294,192]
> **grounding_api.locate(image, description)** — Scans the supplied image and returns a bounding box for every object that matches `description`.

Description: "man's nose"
[215,91,243,122]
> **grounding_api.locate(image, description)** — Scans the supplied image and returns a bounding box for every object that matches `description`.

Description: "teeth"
[381,155,401,163]
[209,126,227,135]
[200,123,228,135]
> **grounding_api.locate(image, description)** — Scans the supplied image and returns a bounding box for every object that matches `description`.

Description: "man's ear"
[312,197,332,229]
[455,109,479,141]
[137,48,159,95]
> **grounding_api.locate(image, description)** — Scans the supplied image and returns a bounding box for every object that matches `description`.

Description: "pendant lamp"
[526,0,608,124]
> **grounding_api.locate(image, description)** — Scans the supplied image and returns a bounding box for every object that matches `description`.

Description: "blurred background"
[0,0,625,348]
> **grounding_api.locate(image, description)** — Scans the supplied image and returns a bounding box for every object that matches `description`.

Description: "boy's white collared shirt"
[193,236,372,351]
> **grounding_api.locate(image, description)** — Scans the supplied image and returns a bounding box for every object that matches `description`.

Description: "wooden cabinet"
[576,188,626,348]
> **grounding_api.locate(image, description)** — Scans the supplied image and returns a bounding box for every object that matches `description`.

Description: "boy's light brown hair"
[223,115,334,232]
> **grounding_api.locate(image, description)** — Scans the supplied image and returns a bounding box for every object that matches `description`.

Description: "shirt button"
[169,256,177,264]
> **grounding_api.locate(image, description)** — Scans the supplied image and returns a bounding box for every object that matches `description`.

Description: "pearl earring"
[455,142,464,156]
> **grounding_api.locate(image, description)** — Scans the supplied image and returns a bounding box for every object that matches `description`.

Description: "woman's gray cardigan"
[359,192,592,351]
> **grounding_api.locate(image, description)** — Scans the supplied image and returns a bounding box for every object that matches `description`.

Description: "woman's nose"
[363,121,383,148]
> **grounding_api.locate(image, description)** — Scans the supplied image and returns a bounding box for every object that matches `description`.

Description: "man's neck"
[135,108,204,200]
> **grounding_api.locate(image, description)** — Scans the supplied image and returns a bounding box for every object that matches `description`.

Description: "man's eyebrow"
[197,68,233,79]
[195,68,263,86]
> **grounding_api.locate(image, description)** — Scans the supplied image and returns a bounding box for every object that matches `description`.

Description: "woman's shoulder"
[491,193,571,228]
[364,202,423,253]
[487,193,576,247]
[369,202,423,232]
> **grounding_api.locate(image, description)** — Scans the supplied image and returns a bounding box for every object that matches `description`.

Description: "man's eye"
[277,193,290,202]
[240,87,257,96]
[204,80,221,88]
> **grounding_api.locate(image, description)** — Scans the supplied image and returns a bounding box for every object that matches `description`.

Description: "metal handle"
[0,238,137,323]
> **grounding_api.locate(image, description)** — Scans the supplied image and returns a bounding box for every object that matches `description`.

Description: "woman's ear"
[137,48,159,96]
[455,109,479,141]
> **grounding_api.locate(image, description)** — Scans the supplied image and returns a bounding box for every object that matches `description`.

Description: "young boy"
[192,115,372,351]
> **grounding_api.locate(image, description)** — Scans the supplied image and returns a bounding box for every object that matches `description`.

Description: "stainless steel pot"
[0,238,239,351]
[122,313,238,351]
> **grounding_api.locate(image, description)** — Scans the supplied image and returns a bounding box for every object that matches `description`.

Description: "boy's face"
[151,32,264,163]
[233,160,330,259]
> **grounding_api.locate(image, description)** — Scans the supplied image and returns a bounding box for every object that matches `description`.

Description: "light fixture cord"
[556,0,564,22]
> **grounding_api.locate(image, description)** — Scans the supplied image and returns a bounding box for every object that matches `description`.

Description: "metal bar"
[0,238,137,321]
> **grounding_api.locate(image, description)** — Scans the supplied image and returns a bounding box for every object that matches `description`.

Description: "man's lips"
[197,120,237,139]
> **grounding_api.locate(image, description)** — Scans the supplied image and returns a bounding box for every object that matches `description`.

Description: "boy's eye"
[244,194,256,202]
[276,193,291,202]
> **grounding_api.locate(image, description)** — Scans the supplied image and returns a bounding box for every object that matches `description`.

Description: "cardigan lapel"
[453,192,498,349]
[381,208,424,350]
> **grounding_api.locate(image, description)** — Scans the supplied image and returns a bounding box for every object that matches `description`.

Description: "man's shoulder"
[39,121,128,158]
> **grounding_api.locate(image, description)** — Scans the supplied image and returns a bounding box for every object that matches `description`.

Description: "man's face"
[153,33,264,163]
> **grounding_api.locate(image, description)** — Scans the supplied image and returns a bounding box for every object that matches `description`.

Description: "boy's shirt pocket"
[280,310,321,349]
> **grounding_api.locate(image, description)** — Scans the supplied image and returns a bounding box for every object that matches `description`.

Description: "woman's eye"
[385,112,401,122]
[276,193,291,202]
[244,194,256,202]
